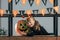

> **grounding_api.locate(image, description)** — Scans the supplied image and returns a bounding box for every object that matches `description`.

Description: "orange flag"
[12,10,18,17]
[53,6,59,13]
[0,9,5,16]
[39,8,46,16]
[35,0,41,6]
[8,0,12,3]
[25,9,32,17]
[49,0,54,4]
[21,0,27,6]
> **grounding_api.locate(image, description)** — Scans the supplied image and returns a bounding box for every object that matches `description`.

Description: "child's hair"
[26,17,35,22]
[26,17,41,31]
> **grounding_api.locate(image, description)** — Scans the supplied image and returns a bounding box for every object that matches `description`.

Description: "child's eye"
[29,22,31,23]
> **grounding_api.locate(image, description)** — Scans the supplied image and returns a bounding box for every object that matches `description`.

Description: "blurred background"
[0,0,60,36]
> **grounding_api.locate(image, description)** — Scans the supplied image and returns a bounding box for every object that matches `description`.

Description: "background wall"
[0,0,60,36]
[13,17,53,36]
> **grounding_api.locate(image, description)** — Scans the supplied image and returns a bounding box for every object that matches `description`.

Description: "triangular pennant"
[12,10,18,17]
[53,6,59,13]
[25,9,32,17]
[49,0,54,4]
[39,8,46,16]
[21,0,27,6]
[28,0,34,6]
[6,10,8,13]
[42,0,47,6]
[8,0,12,3]
[47,8,53,14]
[0,9,5,16]
[15,0,20,4]
[35,0,41,6]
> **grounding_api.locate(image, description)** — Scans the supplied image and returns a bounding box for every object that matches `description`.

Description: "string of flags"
[8,0,54,6]
[0,0,59,17]
[0,6,59,17]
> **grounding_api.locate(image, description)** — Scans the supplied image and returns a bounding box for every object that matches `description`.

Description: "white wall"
[13,17,53,36]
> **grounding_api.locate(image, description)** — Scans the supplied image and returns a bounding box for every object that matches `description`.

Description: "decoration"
[49,0,54,4]
[0,9,5,16]
[8,0,12,3]
[25,9,32,17]
[35,0,41,6]
[15,20,30,36]
[21,0,27,6]
[53,6,59,13]
[39,8,46,16]
[12,10,18,17]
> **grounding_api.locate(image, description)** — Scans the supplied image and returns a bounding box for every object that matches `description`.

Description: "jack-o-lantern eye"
[24,24,26,26]
[20,24,22,26]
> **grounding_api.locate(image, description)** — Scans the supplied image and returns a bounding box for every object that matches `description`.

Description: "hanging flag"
[49,0,54,4]
[0,9,5,16]
[39,8,46,16]
[28,0,34,6]
[15,0,20,4]
[25,9,32,17]
[12,10,18,17]
[8,0,12,3]
[21,0,27,6]
[42,0,47,6]
[35,0,41,6]
[53,6,59,13]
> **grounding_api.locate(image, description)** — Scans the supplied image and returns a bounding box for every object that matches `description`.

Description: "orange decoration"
[39,8,46,16]
[49,0,54,4]
[15,20,27,36]
[21,0,27,6]
[53,6,59,13]
[35,0,41,6]
[12,10,18,17]
[8,0,12,3]
[25,9,32,17]
[0,9,5,16]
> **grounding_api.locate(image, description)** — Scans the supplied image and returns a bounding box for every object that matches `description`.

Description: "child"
[26,17,49,36]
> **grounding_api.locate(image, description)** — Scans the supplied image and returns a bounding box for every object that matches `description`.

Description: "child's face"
[27,17,35,27]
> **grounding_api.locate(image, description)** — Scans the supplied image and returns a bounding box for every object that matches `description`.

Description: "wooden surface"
[0,36,60,40]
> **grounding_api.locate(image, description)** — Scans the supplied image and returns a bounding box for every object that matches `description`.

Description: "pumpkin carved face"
[16,20,32,36]
[17,20,28,31]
